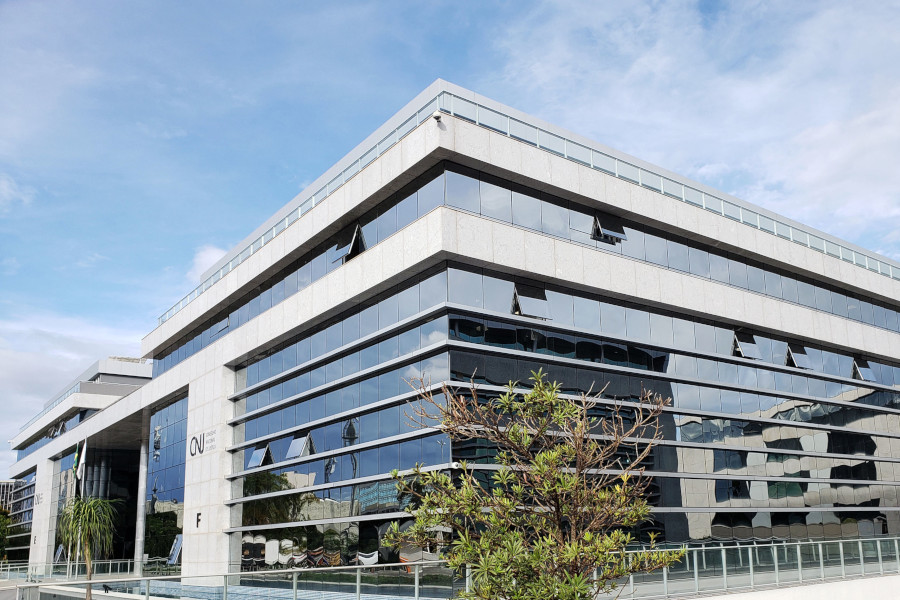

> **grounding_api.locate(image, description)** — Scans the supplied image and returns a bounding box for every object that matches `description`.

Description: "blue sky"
[2,1,899,475]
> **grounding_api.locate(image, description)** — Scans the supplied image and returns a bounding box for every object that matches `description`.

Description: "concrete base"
[699,573,900,600]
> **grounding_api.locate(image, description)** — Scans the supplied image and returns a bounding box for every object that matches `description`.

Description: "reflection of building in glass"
[145,396,188,562]
[8,81,900,575]
[0,480,16,512]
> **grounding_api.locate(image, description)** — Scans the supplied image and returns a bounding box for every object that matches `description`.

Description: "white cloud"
[73,252,109,269]
[0,173,34,214]
[486,1,900,258]
[136,121,188,141]
[0,310,143,478]
[187,244,228,285]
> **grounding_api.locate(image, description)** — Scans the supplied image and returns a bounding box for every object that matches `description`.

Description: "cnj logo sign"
[189,434,206,456]
[189,428,217,457]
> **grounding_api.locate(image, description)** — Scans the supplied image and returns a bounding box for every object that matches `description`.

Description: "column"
[133,410,150,575]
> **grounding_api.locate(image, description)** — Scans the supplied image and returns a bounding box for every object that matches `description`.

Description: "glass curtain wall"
[6,471,37,561]
[229,264,900,554]
[145,396,188,563]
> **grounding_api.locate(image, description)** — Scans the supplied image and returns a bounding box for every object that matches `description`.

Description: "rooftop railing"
[156,90,900,328]
[17,382,80,432]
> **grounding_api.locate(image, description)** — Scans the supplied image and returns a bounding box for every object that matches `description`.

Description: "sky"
[2,0,900,476]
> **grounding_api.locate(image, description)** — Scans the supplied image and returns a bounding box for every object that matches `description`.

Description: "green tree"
[58,497,119,600]
[386,371,685,600]
[0,507,10,561]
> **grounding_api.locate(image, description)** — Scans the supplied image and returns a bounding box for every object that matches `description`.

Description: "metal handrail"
[12,536,900,600]
[2,559,135,582]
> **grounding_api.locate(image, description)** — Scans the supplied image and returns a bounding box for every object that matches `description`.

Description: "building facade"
[0,480,15,513]
[9,80,900,575]
[7,358,152,562]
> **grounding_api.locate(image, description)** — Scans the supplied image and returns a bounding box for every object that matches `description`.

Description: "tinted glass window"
[326,322,342,352]
[649,313,673,346]
[310,331,326,359]
[747,266,765,294]
[379,443,400,473]
[512,191,541,231]
[625,308,651,342]
[541,199,569,238]
[310,253,326,282]
[397,285,419,321]
[547,290,574,325]
[378,336,399,363]
[709,254,730,284]
[379,294,399,329]
[672,318,694,350]
[847,295,861,321]
[860,301,875,325]
[361,214,378,250]
[377,203,397,243]
[342,313,359,345]
[815,287,832,313]
[714,326,733,355]
[797,281,816,308]
[600,302,626,337]
[379,405,401,438]
[764,271,782,298]
[483,276,514,314]
[668,240,690,272]
[445,171,480,213]
[569,206,594,239]
[644,234,668,266]
[694,322,716,353]
[728,259,748,289]
[419,270,448,309]
[396,192,417,230]
[688,247,709,278]
[781,277,799,304]
[831,292,848,318]
[480,180,512,222]
[573,296,600,331]
[697,358,718,381]
[358,304,379,338]
[448,268,483,308]
[417,173,444,217]
[620,227,645,260]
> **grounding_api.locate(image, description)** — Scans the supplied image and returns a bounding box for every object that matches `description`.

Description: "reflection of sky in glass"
[148,396,188,505]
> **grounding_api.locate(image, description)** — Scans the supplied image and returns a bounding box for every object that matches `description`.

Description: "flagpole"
[77,437,88,497]
[72,438,89,577]
[67,440,78,579]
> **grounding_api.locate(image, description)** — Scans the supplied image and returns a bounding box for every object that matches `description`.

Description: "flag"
[71,442,80,477]
[74,439,88,480]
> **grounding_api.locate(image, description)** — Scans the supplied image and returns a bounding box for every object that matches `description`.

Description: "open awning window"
[733,332,762,360]
[785,343,813,370]
[246,444,274,469]
[853,359,877,382]
[285,434,316,460]
[331,224,365,264]
[592,213,628,244]
[513,284,550,320]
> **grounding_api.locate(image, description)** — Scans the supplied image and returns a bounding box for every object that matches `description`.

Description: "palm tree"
[57,497,119,600]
